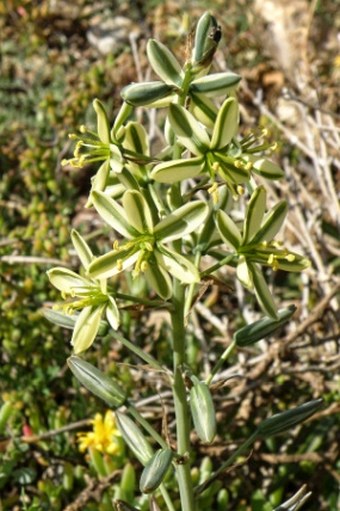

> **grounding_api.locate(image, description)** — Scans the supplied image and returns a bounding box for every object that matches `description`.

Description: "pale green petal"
[216,210,241,250]
[243,186,266,244]
[86,160,110,207]
[47,267,89,294]
[144,256,172,300]
[88,247,140,279]
[92,191,139,238]
[189,92,218,129]
[151,156,204,183]
[236,257,253,288]
[246,156,284,180]
[248,263,278,318]
[154,201,208,242]
[210,97,239,149]
[106,296,120,330]
[122,190,153,234]
[169,104,210,155]
[71,305,105,354]
[71,229,93,270]
[156,246,199,283]
[251,200,288,244]
[109,143,124,173]
[93,99,110,144]
[123,121,150,156]
[147,39,183,86]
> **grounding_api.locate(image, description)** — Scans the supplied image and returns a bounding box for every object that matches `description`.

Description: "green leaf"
[147,39,183,86]
[248,263,278,318]
[190,377,216,443]
[216,210,241,250]
[151,156,204,183]
[154,201,208,242]
[190,72,241,97]
[93,99,110,144]
[234,305,296,346]
[121,81,174,107]
[251,200,288,244]
[88,246,140,280]
[92,191,140,238]
[139,448,173,493]
[145,256,172,300]
[256,399,323,438]
[115,412,153,465]
[71,229,93,270]
[67,356,126,407]
[169,104,210,155]
[106,296,120,330]
[156,246,200,283]
[47,267,90,294]
[122,190,154,234]
[243,186,266,244]
[190,92,218,129]
[210,97,239,149]
[71,305,105,353]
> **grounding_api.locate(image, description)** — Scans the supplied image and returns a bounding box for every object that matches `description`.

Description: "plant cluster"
[44,12,325,511]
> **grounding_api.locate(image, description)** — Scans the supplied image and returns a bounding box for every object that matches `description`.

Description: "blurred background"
[0,1,339,510]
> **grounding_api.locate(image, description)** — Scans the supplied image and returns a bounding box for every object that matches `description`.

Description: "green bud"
[121,81,174,107]
[234,305,296,346]
[190,377,216,443]
[67,356,127,408]
[256,399,323,438]
[115,412,153,465]
[139,448,173,493]
[192,12,220,69]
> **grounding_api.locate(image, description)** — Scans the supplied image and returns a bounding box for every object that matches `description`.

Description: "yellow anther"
[261,128,269,137]
[116,259,123,271]
[285,253,295,262]
[79,125,87,133]
[212,161,220,172]
[113,240,120,250]
[236,185,245,196]
[144,242,154,252]
[234,159,243,168]
[245,162,253,171]
[270,142,278,151]
[140,260,148,272]
[68,133,78,140]
[268,253,275,265]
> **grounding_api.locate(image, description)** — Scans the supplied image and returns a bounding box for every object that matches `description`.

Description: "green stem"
[160,485,177,511]
[195,432,258,495]
[184,251,202,317]
[205,339,236,385]
[127,406,167,450]
[200,253,234,277]
[171,282,196,511]
[110,330,164,372]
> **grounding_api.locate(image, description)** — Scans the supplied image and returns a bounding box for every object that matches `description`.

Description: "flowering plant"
[46,12,322,511]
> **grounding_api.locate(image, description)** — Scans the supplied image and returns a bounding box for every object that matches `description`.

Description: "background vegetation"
[0,1,339,510]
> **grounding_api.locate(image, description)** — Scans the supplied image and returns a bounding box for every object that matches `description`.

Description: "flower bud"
[67,356,126,408]
[139,448,173,493]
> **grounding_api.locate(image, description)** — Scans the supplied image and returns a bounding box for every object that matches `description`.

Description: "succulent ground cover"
[0,1,339,510]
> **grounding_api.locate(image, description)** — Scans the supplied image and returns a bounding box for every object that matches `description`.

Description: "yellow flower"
[77,411,123,456]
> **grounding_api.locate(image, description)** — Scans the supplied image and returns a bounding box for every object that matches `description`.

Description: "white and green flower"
[87,190,209,300]
[151,100,284,191]
[47,230,120,354]
[215,186,310,317]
